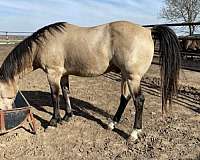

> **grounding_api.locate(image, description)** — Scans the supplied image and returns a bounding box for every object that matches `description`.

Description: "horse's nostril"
[12,103,16,108]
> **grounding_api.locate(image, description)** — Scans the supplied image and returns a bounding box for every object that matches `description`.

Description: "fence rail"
[143,22,200,27]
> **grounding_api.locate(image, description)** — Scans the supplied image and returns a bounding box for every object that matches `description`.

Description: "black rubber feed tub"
[0,92,36,134]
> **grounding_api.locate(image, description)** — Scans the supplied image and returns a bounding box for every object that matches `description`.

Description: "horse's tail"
[152,25,181,114]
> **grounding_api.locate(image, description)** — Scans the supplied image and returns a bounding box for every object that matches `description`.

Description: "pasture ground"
[0,45,199,160]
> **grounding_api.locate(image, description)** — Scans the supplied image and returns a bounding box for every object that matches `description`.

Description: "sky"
[0,0,164,33]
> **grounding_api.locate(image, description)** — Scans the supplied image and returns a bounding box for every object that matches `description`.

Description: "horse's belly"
[65,59,109,77]
[67,67,106,77]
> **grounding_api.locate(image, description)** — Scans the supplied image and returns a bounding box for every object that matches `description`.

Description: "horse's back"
[40,21,154,78]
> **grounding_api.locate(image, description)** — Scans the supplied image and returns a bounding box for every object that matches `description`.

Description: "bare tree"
[161,0,200,35]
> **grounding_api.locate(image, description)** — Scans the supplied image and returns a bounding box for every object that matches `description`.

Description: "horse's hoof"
[48,118,58,127]
[45,125,56,132]
[126,136,139,146]
[57,117,63,125]
[63,113,74,122]
[129,129,142,141]
[107,119,117,130]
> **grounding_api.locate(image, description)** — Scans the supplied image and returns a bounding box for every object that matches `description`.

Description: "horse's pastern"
[63,112,74,122]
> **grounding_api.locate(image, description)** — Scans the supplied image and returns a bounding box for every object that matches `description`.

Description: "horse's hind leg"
[127,75,145,141]
[108,77,131,130]
[60,75,73,122]
[108,74,145,140]
[130,86,144,140]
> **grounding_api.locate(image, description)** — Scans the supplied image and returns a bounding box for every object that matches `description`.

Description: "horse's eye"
[7,97,14,99]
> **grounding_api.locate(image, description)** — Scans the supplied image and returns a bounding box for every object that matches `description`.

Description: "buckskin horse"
[0,21,180,140]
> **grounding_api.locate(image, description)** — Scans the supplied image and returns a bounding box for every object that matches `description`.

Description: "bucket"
[0,91,36,134]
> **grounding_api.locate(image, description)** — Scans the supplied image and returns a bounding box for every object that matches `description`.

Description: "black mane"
[0,22,66,81]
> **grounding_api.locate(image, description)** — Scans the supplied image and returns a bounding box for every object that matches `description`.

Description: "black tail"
[152,25,181,114]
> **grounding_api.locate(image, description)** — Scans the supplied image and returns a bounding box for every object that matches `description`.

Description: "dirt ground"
[0,45,199,160]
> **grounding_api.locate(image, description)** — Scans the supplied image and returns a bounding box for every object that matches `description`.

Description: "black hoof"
[57,117,63,124]
[63,112,74,122]
[49,118,58,127]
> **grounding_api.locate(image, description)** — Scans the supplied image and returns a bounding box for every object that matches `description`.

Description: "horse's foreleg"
[47,71,62,127]
[108,78,131,130]
[60,76,74,122]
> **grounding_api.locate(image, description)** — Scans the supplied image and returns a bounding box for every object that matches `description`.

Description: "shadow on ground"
[15,90,129,139]
[104,72,200,114]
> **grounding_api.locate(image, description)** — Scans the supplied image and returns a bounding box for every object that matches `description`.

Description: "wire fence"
[0,31,32,44]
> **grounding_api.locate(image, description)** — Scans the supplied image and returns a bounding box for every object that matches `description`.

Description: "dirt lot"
[0,45,199,160]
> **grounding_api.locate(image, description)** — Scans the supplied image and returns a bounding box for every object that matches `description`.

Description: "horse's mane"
[0,22,66,81]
